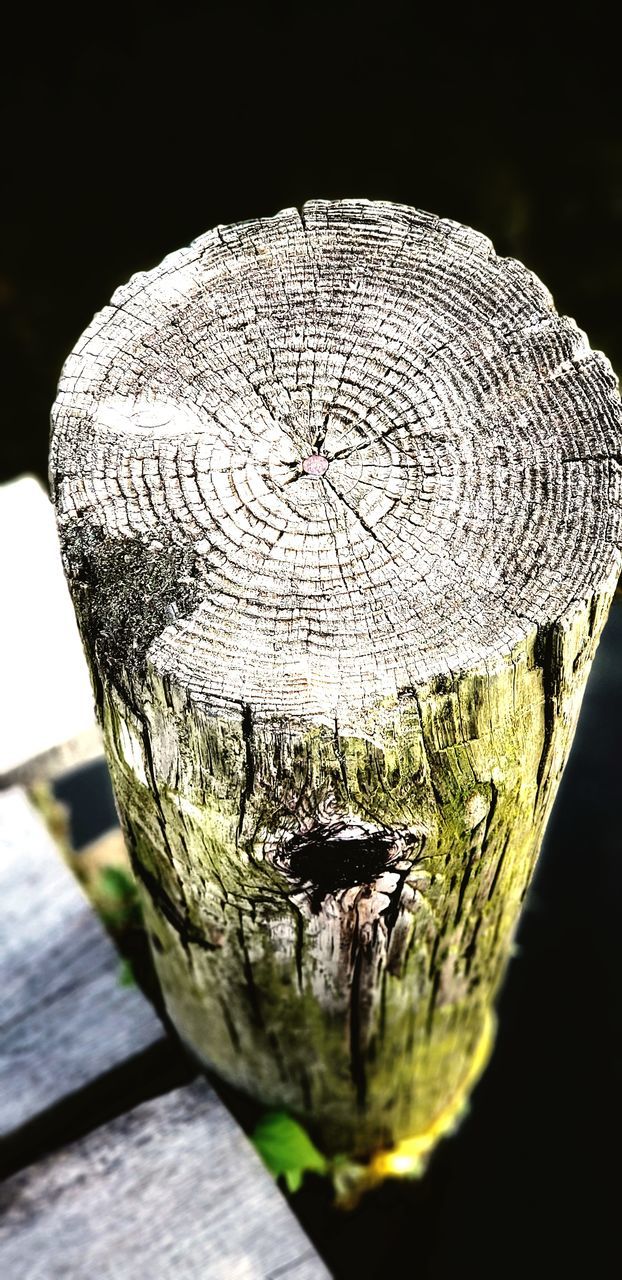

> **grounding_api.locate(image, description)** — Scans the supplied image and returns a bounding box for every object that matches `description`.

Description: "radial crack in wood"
[50,199,622,1160]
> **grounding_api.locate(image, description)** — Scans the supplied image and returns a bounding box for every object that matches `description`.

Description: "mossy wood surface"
[51,200,622,1160]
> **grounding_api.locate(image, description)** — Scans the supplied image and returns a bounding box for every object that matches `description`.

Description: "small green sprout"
[117,956,136,987]
[251,1111,329,1193]
[96,865,141,931]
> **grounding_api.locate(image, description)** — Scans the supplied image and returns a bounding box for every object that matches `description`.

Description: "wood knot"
[272,819,421,908]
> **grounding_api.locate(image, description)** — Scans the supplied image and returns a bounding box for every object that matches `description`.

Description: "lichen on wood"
[51,200,622,1164]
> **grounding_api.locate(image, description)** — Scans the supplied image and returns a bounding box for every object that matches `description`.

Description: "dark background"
[2,5,621,1276]
[2,3,622,486]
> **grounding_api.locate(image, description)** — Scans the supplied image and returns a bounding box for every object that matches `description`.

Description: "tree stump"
[50,200,622,1165]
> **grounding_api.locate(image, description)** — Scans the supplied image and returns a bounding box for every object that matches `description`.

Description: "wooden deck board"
[0,1081,330,1279]
[0,477,100,786]
[0,787,166,1136]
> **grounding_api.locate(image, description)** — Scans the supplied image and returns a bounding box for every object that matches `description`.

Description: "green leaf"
[251,1111,329,1193]
[95,866,142,932]
[117,957,136,987]
[98,866,137,903]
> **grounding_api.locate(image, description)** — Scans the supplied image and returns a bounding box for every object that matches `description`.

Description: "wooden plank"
[0,787,165,1136]
[0,476,100,786]
[0,1080,330,1279]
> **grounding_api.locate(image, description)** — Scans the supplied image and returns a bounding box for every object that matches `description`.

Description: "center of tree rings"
[302,453,329,477]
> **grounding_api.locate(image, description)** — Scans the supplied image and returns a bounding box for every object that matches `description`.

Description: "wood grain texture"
[0,787,163,1136]
[0,1080,329,1279]
[50,200,622,1159]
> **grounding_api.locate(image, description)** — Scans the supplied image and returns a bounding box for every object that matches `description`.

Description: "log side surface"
[50,200,622,1157]
[0,1080,329,1280]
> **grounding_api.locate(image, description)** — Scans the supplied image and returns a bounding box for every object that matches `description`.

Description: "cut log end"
[50,200,622,1162]
[51,198,621,729]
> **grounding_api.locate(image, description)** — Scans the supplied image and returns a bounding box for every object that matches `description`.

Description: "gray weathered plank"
[0,787,164,1135]
[0,476,100,787]
[0,1080,330,1279]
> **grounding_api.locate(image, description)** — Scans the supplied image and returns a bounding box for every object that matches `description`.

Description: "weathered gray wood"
[0,787,164,1135]
[50,199,622,1166]
[0,476,101,787]
[0,1080,330,1280]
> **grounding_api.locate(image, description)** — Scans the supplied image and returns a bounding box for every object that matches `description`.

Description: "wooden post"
[51,200,622,1167]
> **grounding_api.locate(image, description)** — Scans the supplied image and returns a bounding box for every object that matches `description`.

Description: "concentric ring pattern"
[51,200,622,723]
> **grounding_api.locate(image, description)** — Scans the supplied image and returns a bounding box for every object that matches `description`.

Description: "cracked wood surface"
[50,199,622,1158]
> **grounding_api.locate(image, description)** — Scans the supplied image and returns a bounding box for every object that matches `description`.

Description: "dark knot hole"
[276,820,414,901]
